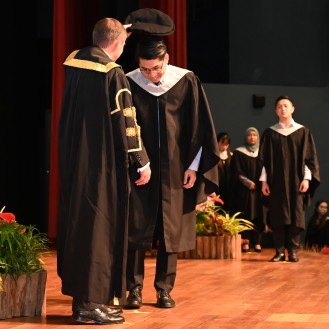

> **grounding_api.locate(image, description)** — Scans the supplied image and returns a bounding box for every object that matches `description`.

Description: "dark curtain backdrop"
[48,0,187,242]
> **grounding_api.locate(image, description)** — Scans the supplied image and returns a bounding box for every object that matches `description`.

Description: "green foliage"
[196,205,225,236]
[0,221,49,276]
[219,210,255,236]
[196,204,255,236]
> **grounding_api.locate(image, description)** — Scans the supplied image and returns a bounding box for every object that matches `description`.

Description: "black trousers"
[272,224,302,252]
[126,200,178,293]
[126,238,178,293]
[72,299,103,311]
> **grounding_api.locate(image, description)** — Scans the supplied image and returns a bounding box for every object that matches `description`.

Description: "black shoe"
[125,286,142,309]
[156,290,175,308]
[271,252,285,262]
[242,243,250,252]
[254,245,262,252]
[72,308,125,324]
[100,304,123,315]
[288,251,299,262]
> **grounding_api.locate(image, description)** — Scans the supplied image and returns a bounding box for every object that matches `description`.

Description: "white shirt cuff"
[137,162,150,172]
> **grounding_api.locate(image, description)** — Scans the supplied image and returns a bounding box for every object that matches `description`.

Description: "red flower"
[322,247,329,255]
[0,212,16,223]
[195,193,224,212]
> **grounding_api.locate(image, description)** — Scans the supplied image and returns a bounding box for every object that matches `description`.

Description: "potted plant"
[0,206,49,319]
[179,193,254,259]
[195,193,254,237]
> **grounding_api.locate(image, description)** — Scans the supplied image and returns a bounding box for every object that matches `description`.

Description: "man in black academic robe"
[124,36,219,309]
[258,95,320,263]
[56,18,150,324]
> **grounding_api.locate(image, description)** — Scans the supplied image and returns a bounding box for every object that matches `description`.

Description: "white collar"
[270,119,303,136]
[126,65,191,96]
[235,146,259,158]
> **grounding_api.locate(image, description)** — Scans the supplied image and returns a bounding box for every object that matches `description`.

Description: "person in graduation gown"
[56,18,151,325]
[305,200,329,251]
[216,132,233,211]
[124,36,219,309]
[230,127,264,252]
[258,95,320,263]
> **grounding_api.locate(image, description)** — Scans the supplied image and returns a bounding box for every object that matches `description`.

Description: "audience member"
[216,132,233,210]
[305,200,329,251]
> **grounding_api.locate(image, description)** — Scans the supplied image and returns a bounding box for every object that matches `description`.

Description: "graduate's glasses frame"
[139,61,164,75]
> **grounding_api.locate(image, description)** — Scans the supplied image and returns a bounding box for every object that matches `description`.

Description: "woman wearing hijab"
[231,127,264,252]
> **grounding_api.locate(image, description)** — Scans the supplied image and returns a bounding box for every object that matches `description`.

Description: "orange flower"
[195,193,224,212]
[208,192,224,205]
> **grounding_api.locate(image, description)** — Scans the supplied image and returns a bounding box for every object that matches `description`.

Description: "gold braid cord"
[112,89,142,152]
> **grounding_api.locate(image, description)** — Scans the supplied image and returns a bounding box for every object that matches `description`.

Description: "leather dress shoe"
[156,290,175,308]
[242,243,250,252]
[288,251,299,262]
[72,308,125,324]
[100,304,123,315]
[271,252,285,262]
[254,244,262,252]
[125,286,142,309]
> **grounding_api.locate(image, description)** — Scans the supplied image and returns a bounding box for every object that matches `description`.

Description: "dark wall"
[186,0,329,87]
[229,0,329,87]
[187,0,229,83]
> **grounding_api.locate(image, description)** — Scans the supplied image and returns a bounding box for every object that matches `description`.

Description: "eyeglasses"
[139,61,164,75]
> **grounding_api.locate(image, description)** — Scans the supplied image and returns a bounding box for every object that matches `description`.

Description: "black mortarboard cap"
[125,8,175,36]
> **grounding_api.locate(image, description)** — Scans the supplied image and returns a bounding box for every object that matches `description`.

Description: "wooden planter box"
[0,271,47,319]
[178,235,242,260]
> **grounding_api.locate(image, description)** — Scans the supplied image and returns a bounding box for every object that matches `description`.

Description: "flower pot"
[178,235,241,260]
[223,235,242,259]
[0,271,47,319]
[216,235,225,258]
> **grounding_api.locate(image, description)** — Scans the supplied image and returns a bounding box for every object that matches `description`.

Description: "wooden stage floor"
[1,248,329,329]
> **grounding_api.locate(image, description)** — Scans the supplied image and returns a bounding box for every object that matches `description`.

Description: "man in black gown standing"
[258,95,320,263]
